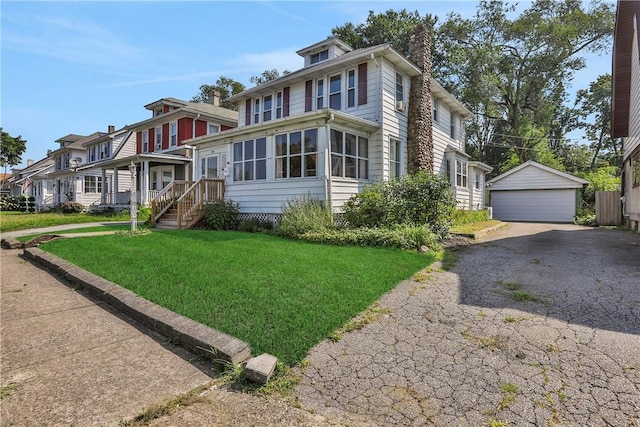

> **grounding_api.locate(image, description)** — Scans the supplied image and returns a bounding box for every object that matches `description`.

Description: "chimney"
[207,90,221,106]
[108,125,115,133]
[406,23,434,173]
[47,149,52,156]
[27,159,34,166]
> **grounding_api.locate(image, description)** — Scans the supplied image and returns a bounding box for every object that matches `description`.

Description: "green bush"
[574,209,597,227]
[203,199,240,230]
[451,209,490,225]
[343,172,455,238]
[275,195,335,238]
[60,202,84,213]
[238,218,273,233]
[0,196,23,211]
[301,225,439,251]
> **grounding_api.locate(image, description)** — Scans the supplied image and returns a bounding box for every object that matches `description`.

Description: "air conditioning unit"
[396,101,406,111]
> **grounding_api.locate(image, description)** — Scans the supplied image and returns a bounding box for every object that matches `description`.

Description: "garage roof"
[487,161,588,191]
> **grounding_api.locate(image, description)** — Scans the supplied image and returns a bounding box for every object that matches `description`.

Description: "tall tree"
[437,0,615,164]
[191,76,246,110]
[574,74,622,169]
[0,128,27,174]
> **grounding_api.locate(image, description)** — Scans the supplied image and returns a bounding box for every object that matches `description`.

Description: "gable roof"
[487,160,588,188]
[128,98,238,130]
[611,0,640,138]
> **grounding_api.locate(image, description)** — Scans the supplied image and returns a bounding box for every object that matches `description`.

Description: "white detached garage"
[487,161,588,223]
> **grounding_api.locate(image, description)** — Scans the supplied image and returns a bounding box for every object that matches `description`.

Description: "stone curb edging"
[1,236,22,249]
[451,222,507,239]
[22,247,272,377]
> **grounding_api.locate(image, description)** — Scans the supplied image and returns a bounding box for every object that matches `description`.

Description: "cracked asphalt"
[295,223,640,426]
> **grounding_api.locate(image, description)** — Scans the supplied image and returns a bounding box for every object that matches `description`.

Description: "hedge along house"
[187,28,491,220]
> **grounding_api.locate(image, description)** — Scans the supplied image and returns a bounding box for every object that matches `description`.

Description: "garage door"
[490,189,576,222]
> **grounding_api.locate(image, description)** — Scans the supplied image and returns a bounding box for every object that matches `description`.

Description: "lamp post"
[128,161,137,232]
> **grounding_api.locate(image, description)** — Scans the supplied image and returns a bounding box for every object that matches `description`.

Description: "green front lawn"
[41,230,434,365]
[15,224,137,242]
[0,211,133,233]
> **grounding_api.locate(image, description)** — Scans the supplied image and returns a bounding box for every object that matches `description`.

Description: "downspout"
[371,53,382,124]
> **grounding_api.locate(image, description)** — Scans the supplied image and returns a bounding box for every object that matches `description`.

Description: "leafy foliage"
[59,202,84,213]
[343,172,455,238]
[274,195,335,238]
[0,195,23,211]
[0,128,27,171]
[203,199,240,230]
[577,166,621,211]
[191,76,246,110]
[249,69,291,86]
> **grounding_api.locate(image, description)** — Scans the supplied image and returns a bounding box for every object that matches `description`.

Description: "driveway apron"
[295,223,640,426]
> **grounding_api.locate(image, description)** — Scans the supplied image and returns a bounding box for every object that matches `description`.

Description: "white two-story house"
[185,35,490,219]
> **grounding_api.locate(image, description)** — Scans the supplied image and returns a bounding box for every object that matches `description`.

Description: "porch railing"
[151,180,194,226]
[176,178,225,229]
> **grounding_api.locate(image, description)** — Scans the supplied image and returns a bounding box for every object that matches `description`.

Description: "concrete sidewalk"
[0,247,216,426]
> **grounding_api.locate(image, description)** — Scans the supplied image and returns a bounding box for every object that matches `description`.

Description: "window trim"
[169,121,178,147]
[456,160,468,188]
[263,95,273,122]
[389,137,402,179]
[275,128,319,179]
[316,79,324,110]
[142,130,149,153]
[329,74,342,110]
[433,99,439,123]
[83,176,102,194]
[276,91,283,119]
[232,138,267,182]
[331,129,369,180]
[155,127,162,151]
[347,68,356,109]
[208,123,220,135]
[395,72,404,103]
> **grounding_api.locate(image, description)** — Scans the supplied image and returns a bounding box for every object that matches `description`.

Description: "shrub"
[301,225,440,251]
[59,202,84,213]
[452,209,490,225]
[275,195,335,238]
[203,199,239,230]
[574,209,597,227]
[0,196,23,211]
[343,172,455,238]
[238,218,273,233]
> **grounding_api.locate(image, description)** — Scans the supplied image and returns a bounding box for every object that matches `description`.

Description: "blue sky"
[1,1,612,169]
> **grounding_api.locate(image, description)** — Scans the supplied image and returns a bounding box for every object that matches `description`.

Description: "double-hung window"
[254,99,260,124]
[170,122,178,146]
[142,131,149,152]
[329,74,341,110]
[389,138,401,179]
[396,72,404,103]
[276,91,283,119]
[347,69,356,108]
[433,99,439,123]
[450,115,456,139]
[263,95,272,122]
[310,49,329,64]
[275,128,318,179]
[331,130,368,179]
[456,160,468,187]
[155,127,162,151]
[84,176,102,193]
[233,138,266,181]
[316,79,324,109]
[208,124,220,135]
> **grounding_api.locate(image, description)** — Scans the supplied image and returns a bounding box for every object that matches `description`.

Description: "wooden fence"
[595,191,622,226]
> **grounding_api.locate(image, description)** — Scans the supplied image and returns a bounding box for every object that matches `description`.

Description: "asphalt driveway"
[295,223,640,426]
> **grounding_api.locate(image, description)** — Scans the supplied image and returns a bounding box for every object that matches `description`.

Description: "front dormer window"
[310,49,329,64]
[154,108,163,117]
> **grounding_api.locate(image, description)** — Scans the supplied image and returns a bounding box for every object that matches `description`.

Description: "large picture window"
[331,130,368,179]
[233,138,266,181]
[275,129,318,179]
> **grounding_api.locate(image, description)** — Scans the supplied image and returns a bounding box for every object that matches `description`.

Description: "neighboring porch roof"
[95,153,193,170]
[468,161,493,173]
[445,145,471,159]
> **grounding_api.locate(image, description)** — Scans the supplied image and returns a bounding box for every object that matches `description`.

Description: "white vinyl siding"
[623,22,640,221]
[226,180,326,214]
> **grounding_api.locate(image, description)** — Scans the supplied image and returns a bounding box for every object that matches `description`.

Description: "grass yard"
[40,230,434,366]
[0,211,134,233]
[450,219,502,235]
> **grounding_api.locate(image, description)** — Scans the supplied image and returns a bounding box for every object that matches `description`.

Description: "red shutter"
[283,87,290,117]
[162,123,169,149]
[245,99,251,125]
[136,131,142,153]
[149,128,154,152]
[358,62,368,106]
[195,120,207,137]
[304,80,312,112]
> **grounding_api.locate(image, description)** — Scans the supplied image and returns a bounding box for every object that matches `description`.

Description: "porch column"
[142,160,150,205]
[101,168,107,204]
[113,169,119,204]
